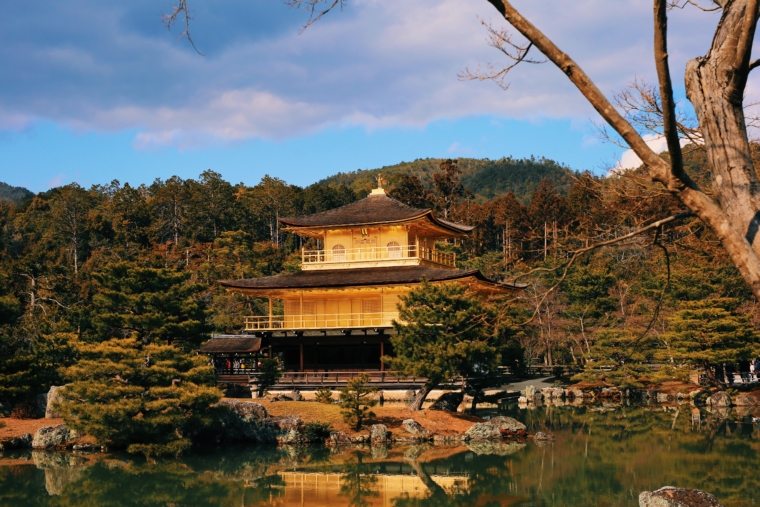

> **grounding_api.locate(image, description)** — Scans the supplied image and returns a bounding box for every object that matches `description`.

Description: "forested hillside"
[320,156,576,202]
[0,151,757,411]
[0,182,34,205]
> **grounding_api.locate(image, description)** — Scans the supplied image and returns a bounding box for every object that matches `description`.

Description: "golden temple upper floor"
[279,187,473,271]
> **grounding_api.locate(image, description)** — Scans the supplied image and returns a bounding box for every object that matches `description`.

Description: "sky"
[0,0,733,193]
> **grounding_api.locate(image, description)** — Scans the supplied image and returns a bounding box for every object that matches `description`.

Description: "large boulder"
[485,416,526,432]
[32,425,79,449]
[706,392,732,407]
[430,391,464,412]
[215,400,276,442]
[465,423,501,441]
[288,390,303,402]
[370,424,389,443]
[639,487,723,507]
[402,419,429,436]
[46,386,69,418]
[329,431,351,445]
[524,385,537,397]
[733,394,758,406]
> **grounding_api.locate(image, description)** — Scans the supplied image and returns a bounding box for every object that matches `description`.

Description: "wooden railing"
[246,370,463,387]
[301,245,455,267]
[245,311,399,331]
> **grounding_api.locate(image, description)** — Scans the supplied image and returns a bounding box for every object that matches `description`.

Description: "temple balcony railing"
[245,311,400,331]
[301,245,455,268]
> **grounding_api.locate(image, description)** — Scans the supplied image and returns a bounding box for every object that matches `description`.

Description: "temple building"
[201,182,523,385]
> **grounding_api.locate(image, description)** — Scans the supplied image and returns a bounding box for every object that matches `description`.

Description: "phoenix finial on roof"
[376,174,385,189]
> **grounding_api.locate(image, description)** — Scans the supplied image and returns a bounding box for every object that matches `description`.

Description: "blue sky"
[0,0,726,193]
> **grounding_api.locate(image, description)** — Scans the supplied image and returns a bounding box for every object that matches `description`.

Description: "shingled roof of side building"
[278,190,474,234]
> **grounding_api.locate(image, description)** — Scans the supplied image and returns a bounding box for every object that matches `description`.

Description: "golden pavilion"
[201,182,523,386]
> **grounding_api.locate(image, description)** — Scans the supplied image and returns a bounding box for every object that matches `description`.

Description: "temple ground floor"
[200,329,421,389]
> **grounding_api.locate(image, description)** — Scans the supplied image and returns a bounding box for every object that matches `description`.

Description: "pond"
[1,403,759,506]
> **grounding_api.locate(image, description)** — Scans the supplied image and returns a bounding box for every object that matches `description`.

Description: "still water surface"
[1,403,759,507]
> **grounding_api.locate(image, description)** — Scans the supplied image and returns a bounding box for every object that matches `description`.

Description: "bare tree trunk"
[487,0,760,299]
[410,384,434,411]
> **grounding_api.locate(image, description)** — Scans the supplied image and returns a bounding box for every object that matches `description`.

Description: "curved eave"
[218,267,525,295]
[281,210,473,237]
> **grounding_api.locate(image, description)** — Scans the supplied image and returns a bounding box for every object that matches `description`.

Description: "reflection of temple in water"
[249,471,468,507]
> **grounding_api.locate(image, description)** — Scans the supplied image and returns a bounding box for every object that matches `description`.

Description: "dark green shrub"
[302,421,332,442]
[314,386,334,404]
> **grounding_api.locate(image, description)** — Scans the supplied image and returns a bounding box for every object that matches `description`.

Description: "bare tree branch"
[654,0,686,180]
[163,0,205,56]
[459,19,544,90]
[286,0,345,33]
[511,211,694,325]
[667,0,721,11]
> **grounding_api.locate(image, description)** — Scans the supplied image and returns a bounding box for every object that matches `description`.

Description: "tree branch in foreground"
[459,18,544,90]
[163,0,204,56]
[511,211,693,325]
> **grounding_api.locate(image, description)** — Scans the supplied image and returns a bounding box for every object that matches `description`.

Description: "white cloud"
[0,0,727,149]
[611,134,690,174]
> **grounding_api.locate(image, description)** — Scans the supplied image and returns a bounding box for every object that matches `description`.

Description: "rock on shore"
[45,386,67,418]
[465,423,501,441]
[485,416,526,432]
[430,391,464,412]
[706,392,731,407]
[32,425,79,449]
[0,433,32,451]
[639,486,723,507]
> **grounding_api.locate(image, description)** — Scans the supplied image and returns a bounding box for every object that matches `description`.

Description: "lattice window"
[285,300,300,315]
[362,299,381,314]
[332,244,346,261]
[387,241,401,258]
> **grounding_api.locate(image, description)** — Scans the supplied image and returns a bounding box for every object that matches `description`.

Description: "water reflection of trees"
[338,452,379,507]
[3,406,760,507]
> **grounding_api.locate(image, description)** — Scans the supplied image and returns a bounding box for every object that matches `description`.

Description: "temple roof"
[279,189,474,235]
[219,266,525,293]
[199,336,262,354]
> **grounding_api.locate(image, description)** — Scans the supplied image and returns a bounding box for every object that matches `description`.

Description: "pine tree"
[91,262,211,348]
[386,280,503,410]
[657,298,760,387]
[57,337,221,457]
[338,373,377,431]
[572,330,655,388]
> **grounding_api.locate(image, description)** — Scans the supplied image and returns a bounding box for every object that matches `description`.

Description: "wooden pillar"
[268,297,273,329]
[299,343,304,372]
[380,341,385,372]
[299,291,304,329]
[268,345,272,359]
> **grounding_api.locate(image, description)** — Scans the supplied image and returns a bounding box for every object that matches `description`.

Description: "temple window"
[332,244,346,261]
[387,241,401,258]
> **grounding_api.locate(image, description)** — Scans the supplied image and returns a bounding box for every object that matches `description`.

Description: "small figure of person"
[225,358,232,372]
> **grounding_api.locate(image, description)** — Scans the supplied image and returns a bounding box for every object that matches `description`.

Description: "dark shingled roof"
[279,191,474,233]
[199,336,262,354]
[219,266,525,291]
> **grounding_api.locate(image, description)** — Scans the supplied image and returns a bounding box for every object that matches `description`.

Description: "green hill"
[319,156,576,203]
[0,182,34,205]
